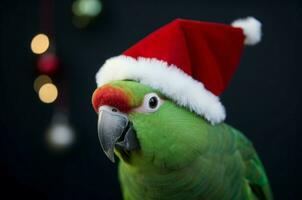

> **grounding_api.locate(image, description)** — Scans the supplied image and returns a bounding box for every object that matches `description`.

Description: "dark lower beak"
[97,106,139,162]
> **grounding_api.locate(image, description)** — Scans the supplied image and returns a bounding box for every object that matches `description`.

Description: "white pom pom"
[231,17,262,45]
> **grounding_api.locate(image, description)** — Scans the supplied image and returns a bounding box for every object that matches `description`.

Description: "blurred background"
[0,0,301,199]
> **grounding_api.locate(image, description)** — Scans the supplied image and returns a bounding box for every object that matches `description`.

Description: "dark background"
[1,0,301,199]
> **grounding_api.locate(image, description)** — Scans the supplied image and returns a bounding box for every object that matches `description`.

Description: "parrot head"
[92,80,211,169]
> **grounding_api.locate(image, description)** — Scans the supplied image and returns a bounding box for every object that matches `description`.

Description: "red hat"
[96,17,262,124]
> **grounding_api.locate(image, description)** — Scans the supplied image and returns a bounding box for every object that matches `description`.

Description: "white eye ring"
[133,93,163,113]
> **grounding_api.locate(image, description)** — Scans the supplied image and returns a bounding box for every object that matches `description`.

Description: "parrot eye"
[145,93,162,111]
[148,96,158,109]
[133,93,163,113]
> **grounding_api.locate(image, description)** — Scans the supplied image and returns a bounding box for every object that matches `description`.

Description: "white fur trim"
[232,17,262,45]
[96,55,226,124]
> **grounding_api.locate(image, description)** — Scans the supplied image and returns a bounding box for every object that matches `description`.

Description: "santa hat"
[96,17,262,124]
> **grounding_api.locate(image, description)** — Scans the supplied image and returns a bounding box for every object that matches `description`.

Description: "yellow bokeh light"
[33,75,52,93]
[38,83,58,103]
[30,33,50,54]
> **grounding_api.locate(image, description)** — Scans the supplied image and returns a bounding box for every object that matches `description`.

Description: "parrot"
[91,80,273,200]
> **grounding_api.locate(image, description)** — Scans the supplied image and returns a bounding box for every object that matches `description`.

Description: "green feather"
[109,81,273,200]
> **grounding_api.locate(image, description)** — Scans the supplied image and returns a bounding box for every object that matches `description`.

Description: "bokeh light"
[33,74,52,93]
[72,0,102,17]
[30,33,50,54]
[38,83,58,103]
[72,0,102,28]
[46,112,75,151]
[37,53,59,74]
[46,122,75,149]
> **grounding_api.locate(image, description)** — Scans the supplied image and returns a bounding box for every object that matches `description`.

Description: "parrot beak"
[97,105,139,162]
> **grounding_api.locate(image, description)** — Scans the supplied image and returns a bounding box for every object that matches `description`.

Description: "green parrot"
[92,80,273,200]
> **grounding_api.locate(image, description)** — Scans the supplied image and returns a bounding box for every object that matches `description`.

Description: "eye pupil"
[149,96,158,109]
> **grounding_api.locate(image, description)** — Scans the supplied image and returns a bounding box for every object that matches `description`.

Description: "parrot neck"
[118,158,205,200]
